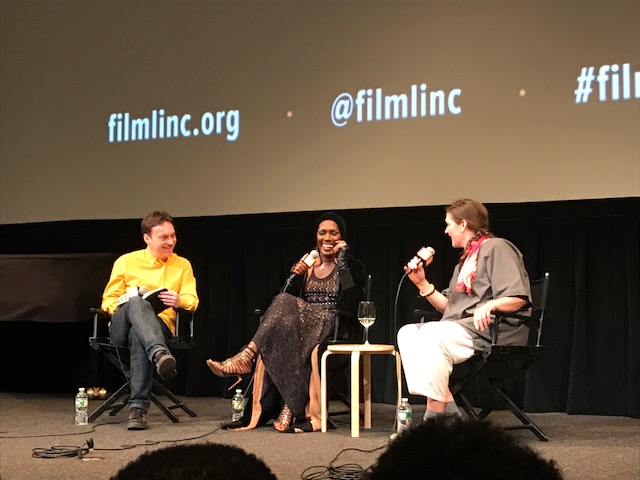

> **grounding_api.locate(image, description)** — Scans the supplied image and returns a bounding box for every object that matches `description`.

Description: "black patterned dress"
[252,268,339,418]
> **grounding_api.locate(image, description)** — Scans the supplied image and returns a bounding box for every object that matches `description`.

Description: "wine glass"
[357,301,376,345]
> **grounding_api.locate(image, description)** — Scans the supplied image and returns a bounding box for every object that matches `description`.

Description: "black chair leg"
[88,381,131,422]
[485,379,548,441]
[455,392,480,420]
[149,392,179,423]
[151,379,197,420]
[90,347,196,423]
[453,365,548,441]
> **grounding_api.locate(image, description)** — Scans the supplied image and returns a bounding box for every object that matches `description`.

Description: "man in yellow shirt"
[101,211,199,430]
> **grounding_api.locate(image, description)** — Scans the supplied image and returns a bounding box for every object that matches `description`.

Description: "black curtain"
[1,198,637,417]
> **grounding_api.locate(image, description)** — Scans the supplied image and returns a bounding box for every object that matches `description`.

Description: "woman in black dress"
[206,212,366,432]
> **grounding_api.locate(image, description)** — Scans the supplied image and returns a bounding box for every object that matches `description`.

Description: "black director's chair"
[88,307,197,423]
[450,272,551,441]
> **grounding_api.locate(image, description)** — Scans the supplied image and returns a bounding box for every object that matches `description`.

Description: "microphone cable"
[32,438,94,459]
[301,444,387,480]
[29,424,224,459]
[392,270,410,350]
[390,270,410,434]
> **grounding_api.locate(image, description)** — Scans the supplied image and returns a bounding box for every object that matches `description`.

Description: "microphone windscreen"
[138,286,148,296]
[303,250,319,267]
[417,246,435,261]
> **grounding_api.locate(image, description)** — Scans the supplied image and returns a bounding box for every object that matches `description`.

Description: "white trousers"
[397,321,475,402]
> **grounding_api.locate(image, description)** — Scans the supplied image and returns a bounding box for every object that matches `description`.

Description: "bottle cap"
[79,387,85,392]
[235,389,242,393]
[401,397,408,402]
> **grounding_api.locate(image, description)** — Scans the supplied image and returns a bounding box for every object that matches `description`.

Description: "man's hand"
[158,290,181,308]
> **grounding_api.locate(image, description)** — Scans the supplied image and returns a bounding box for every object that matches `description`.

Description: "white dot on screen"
[519,89,526,97]
[287,111,293,118]
[193,128,199,136]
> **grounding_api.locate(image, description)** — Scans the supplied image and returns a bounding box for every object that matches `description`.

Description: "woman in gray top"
[398,199,531,419]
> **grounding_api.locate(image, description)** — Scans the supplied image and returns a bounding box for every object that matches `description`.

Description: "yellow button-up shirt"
[101,249,199,334]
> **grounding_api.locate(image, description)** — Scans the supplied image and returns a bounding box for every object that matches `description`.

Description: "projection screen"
[1,0,638,224]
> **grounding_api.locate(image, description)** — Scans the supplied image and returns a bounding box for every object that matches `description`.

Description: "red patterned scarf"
[456,235,490,295]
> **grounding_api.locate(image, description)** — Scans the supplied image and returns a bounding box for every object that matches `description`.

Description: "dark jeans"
[109,296,171,412]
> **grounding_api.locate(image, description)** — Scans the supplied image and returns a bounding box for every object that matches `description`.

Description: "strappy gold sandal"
[206,342,257,390]
[273,404,294,432]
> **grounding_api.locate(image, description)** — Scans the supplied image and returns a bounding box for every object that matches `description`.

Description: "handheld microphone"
[302,250,320,268]
[283,250,319,289]
[407,246,435,270]
[126,286,140,297]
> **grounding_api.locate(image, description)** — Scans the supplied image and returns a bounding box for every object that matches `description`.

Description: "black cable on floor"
[29,424,223,458]
[32,438,94,459]
[0,419,126,439]
[94,425,223,451]
[301,444,387,480]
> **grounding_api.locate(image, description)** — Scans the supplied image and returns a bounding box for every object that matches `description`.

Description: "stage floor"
[0,393,638,479]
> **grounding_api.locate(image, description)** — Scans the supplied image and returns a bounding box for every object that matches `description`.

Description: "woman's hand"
[404,259,431,293]
[291,248,323,275]
[331,240,348,254]
[291,260,310,276]
[473,301,495,331]
[473,297,527,331]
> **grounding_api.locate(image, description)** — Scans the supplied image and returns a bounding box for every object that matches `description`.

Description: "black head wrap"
[314,211,347,240]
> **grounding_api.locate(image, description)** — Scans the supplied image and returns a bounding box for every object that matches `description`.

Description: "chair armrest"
[491,310,534,344]
[493,310,531,323]
[89,308,111,343]
[413,309,442,322]
[173,308,195,342]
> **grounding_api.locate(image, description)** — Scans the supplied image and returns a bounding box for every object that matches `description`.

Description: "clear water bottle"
[397,397,412,434]
[75,387,89,425]
[231,389,245,422]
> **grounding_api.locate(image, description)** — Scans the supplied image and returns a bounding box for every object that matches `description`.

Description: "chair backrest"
[529,272,550,347]
[490,272,550,347]
[328,273,371,344]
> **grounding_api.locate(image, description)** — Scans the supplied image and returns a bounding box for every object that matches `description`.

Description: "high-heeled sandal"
[273,405,294,432]
[206,343,257,390]
[285,420,314,433]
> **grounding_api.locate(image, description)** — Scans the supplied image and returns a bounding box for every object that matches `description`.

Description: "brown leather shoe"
[153,350,177,380]
[127,408,147,430]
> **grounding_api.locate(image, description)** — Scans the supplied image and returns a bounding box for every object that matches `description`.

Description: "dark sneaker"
[153,350,177,380]
[127,408,147,430]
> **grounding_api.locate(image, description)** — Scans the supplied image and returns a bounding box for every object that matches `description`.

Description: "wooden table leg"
[363,353,371,429]
[350,351,361,437]
[321,350,330,433]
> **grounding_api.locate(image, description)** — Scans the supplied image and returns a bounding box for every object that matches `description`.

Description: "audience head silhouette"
[368,416,563,480]
[111,443,277,480]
